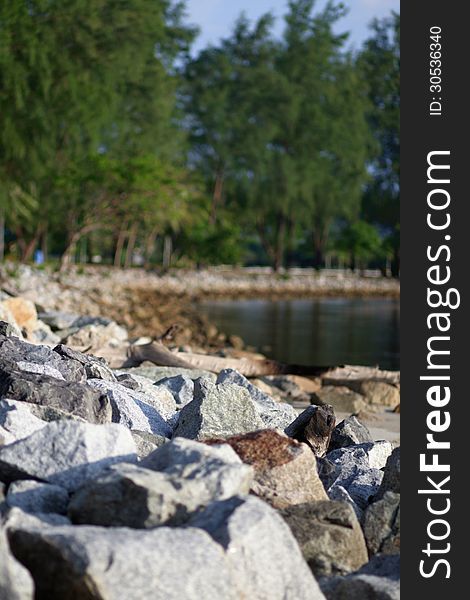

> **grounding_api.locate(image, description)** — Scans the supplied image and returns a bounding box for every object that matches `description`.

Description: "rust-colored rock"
[207,429,328,508]
[1,298,37,332]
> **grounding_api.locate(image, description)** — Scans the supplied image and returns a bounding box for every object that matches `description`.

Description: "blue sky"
[186,0,399,54]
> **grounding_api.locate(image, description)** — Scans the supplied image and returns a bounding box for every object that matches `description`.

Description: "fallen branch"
[127,341,335,377]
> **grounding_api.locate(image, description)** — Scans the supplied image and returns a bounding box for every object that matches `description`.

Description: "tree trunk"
[0,209,4,262]
[114,226,128,268]
[41,224,48,262]
[124,223,138,269]
[273,213,286,272]
[144,227,159,269]
[60,224,105,272]
[285,217,296,268]
[162,235,172,269]
[210,168,224,225]
[391,246,400,278]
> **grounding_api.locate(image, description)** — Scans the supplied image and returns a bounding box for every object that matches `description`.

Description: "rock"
[0,420,137,491]
[321,554,400,600]
[207,429,327,508]
[62,321,128,352]
[86,378,175,438]
[217,369,298,429]
[172,377,264,440]
[37,311,79,331]
[0,399,47,441]
[376,447,400,500]
[119,365,217,382]
[8,524,238,600]
[53,344,117,382]
[2,506,71,529]
[0,369,112,424]
[328,416,373,452]
[285,405,336,456]
[0,425,15,446]
[359,381,400,408]
[280,501,368,577]
[0,337,86,382]
[25,404,86,424]
[323,446,385,514]
[30,321,61,345]
[14,361,65,380]
[363,491,400,555]
[1,297,37,332]
[327,441,393,471]
[312,386,366,414]
[189,495,325,600]
[0,526,34,600]
[0,319,23,338]
[154,374,195,406]
[68,449,252,528]
[131,430,167,458]
[6,480,69,515]
[115,373,140,389]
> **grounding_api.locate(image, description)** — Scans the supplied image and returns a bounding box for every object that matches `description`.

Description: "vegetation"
[0,0,399,273]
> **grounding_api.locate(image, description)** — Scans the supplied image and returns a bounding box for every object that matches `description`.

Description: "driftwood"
[126,341,335,377]
[285,405,336,457]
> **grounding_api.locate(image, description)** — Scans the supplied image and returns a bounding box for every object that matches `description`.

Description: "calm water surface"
[198,297,400,370]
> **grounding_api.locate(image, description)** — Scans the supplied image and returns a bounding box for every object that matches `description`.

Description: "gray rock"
[26,404,86,424]
[37,311,79,331]
[0,336,86,382]
[115,373,140,389]
[0,526,34,600]
[189,495,325,600]
[324,446,384,512]
[7,480,69,515]
[154,374,195,406]
[208,429,327,508]
[86,378,175,437]
[172,378,265,440]
[31,321,61,345]
[328,485,362,520]
[363,491,400,555]
[217,368,298,429]
[329,416,373,452]
[0,370,112,424]
[8,524,238,600]
[321,555,400,600]
[0,399,46,441]
[0,420,137,491]
[119,365,217,382]
[0,320,23,338]
[131,430,167,458]
[68,449,252,528]
[14,361,65,380]
[2,506,71,529]
[312,386,367,414]
[376,447,400,500]
[53,344,117,382]
[280,501,368,577]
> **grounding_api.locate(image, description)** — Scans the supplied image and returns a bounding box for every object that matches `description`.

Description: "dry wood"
[126,341,335,377]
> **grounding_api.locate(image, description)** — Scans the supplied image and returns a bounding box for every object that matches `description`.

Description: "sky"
[186,0,399,54]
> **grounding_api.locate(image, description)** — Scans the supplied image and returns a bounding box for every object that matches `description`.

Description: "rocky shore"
[0,277,400,599]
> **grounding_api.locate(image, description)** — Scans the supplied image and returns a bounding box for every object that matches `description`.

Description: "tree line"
[0,0,399,274]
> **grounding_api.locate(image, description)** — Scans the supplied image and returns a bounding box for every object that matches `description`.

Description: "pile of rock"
[0,323,399,599]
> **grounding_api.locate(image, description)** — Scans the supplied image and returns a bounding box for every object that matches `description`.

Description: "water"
[197,297,400,370]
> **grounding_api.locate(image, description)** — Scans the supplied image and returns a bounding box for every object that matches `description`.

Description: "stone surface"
[154,374,195,406]
[131,430,167,458]
[68,451,252,528]
[120,365,217,382]
[0,319,23,338]
[54,344,116,382]
[189,495,325,600]
[327,441,392,471]
[328,416,373,452]
[285,405,336,456]
[376,447,400,500]
[323,446,385,514]
[87,378,175,437]
[360,380,400,408]
[280,501,368,577]
[0,336,86,382]
[207,429,327,508]
[37,311,79,330]
[0,399,47,442]
[1,297,37,332]
[216,368,298,429]
[321,554,400,600]
[6,480,69,515]
[0,420,137,491]
[172,377,265,440]
[363,491,400,555]
[8,524,238,600]
[0,369,112,424]
[312,386,366,414]
[0,526,34,600]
